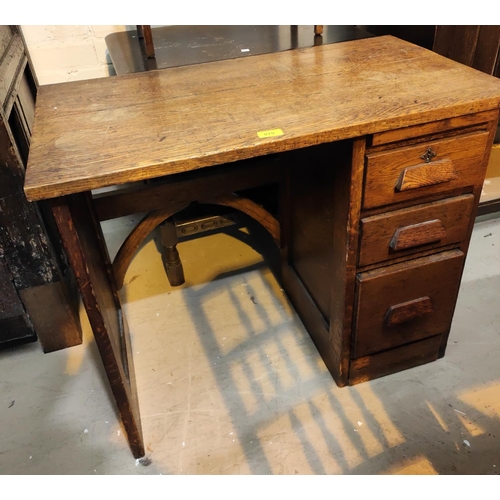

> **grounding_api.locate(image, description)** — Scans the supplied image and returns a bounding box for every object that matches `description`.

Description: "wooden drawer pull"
[395,159,457,192]
[389,219,447,251]
[385,296,434,326]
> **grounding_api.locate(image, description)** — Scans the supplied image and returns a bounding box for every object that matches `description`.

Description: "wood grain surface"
[395,160,457,192]
[24,35,500,201]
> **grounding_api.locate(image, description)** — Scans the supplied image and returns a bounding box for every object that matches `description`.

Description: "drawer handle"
[395,159,457,192]
[389,219,447,251]
[385,296,434,327]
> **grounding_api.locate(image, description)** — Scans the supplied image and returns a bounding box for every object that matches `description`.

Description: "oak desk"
[24,36,500,458]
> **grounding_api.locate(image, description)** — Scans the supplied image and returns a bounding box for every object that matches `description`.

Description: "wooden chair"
[137,25,324,60]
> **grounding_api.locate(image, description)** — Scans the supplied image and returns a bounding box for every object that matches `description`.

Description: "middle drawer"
[358,194,474,267]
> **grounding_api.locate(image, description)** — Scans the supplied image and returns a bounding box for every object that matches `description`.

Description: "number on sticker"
[257,129,284,139]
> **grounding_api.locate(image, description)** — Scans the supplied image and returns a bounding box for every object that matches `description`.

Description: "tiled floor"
[1,215,499,475]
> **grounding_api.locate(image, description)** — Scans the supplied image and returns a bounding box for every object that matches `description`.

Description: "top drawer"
[363,131,490,209]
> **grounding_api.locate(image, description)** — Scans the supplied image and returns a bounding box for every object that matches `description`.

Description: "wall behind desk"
[21,25,130,84]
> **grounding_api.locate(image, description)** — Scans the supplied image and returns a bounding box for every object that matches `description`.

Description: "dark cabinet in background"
[0,25,81,351]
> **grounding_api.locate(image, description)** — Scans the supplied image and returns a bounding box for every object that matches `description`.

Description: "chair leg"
[136,25,155,59]
[160,218,185,286]
[142,25,155,59]
[314,25,323,36]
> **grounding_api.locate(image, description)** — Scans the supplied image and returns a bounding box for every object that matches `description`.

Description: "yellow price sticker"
[257,128,284,139]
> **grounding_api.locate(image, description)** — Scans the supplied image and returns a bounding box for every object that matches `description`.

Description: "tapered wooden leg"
[51,193,144,459]
[159,218,185,287]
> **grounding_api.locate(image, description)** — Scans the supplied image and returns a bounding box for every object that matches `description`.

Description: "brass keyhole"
[421,147,437,163]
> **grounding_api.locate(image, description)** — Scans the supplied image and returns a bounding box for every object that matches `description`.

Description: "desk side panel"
[282,139,361,386]
[287,142,344,321]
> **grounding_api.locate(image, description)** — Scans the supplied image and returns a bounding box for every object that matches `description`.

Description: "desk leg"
[51,193,145,458]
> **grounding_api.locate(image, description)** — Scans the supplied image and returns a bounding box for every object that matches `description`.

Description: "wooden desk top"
[24,36,500,201]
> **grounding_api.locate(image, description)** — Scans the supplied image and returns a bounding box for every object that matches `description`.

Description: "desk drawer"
[363,131,489,209]
[358,194,474,267]
[352,250,465,358]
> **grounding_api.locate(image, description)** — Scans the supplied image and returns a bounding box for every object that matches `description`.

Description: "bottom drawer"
[352,249,465,358]
[349,335,442,384]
